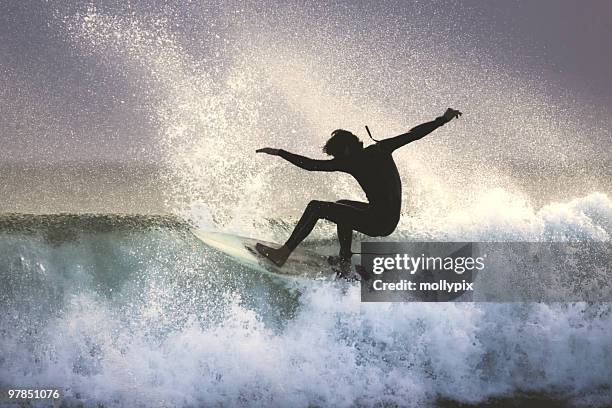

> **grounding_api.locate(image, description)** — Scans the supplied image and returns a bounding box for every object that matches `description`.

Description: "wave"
[1,207,611,407]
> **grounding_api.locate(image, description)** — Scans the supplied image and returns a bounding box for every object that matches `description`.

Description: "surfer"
[255,108,462,277]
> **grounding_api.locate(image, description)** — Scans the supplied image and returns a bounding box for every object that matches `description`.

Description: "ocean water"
[1,200,611,407]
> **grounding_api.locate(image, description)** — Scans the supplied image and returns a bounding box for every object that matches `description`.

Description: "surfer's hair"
[323,129,359,157]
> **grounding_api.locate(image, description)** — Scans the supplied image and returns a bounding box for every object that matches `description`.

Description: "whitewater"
[1,194,611,407]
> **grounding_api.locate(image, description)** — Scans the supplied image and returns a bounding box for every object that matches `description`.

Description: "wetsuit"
[278,116,449,260]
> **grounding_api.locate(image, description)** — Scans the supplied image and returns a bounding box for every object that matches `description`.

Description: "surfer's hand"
[442,108,462,122]
[255,147,280,156]
[256,147,280,156]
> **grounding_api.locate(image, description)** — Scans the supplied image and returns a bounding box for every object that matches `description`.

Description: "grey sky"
[1,0,610,164]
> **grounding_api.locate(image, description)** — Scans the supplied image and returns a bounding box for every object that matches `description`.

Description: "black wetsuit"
[278,116,449,260]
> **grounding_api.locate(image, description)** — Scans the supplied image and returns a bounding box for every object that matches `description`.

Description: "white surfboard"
[191,229,336,280]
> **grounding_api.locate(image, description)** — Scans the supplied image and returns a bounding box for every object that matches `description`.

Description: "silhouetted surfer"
[256,108,462,277]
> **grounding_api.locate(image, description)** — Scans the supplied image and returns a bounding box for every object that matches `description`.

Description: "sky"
[0,0,611,164]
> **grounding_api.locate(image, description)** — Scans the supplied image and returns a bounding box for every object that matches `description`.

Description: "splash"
[63,3,609,237]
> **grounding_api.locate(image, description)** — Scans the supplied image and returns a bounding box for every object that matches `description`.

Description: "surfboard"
[191,229,336,280]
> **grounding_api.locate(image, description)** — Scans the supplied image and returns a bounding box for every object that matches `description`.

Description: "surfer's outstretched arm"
[378,108,462,153]
[256,148,343,172]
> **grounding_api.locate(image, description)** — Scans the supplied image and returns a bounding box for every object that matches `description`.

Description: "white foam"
[2,285,611,407]
[394,190,611,242]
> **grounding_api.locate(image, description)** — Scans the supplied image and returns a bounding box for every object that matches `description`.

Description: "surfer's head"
[323,129,363,158]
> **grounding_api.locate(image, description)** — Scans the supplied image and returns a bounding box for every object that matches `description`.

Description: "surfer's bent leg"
[334,200,370,260]
[284,200,367,255]
[284,200,329,251]
[336,223,352,260]
[256,200,332,267]
[258,199,387,268]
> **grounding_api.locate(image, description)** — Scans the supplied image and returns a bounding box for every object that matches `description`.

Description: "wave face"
[1,212,611,407]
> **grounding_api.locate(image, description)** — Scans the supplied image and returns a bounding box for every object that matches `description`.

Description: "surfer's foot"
[328,255,352,279]
[255,243,290,267]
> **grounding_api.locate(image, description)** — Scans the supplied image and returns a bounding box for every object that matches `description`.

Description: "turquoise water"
[1,213,611,407]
